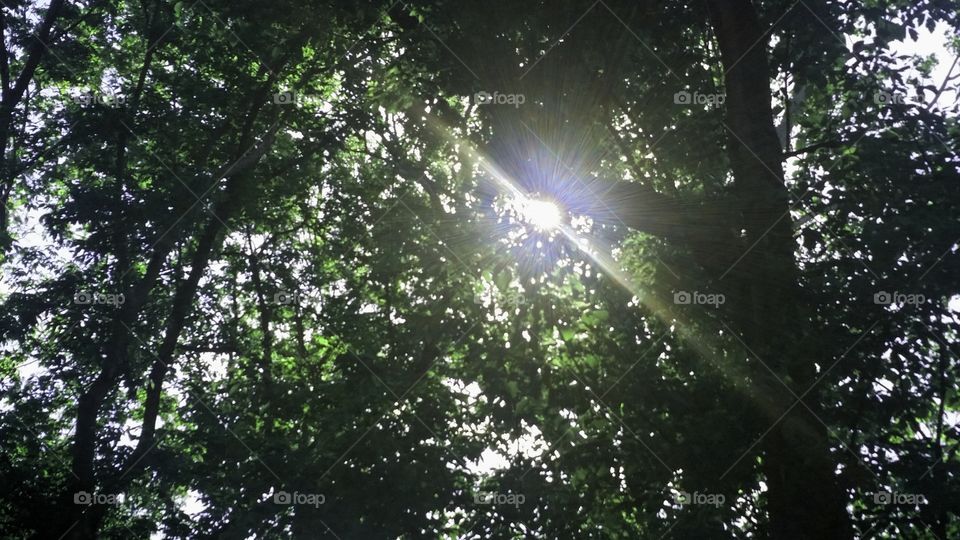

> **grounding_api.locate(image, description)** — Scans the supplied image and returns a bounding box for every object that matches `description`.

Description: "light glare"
[520,199,562,231]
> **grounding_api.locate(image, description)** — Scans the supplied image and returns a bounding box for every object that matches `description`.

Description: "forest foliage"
[0,0,958,538]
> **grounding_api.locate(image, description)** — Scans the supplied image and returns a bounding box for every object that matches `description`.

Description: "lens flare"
[519,198,562,231]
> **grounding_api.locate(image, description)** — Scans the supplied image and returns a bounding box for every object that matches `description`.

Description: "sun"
[519,198,563,231]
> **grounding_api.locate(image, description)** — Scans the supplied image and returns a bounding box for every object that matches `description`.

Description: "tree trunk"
[0,0,66,253]
[704,1,851,538]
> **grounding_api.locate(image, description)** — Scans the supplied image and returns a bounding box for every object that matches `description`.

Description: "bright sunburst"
[518,198,563,231]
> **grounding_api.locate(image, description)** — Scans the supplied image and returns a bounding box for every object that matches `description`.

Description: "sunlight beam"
[518,198,562,231]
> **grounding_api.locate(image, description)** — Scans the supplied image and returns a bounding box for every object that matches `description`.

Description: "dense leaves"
[0,0,958,538]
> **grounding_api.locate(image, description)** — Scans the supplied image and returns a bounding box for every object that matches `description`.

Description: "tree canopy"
[0,0,958,538]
